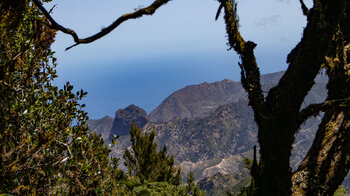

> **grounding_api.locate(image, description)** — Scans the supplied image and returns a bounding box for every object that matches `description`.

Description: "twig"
[56,140,73,158]
[49,4,56,14]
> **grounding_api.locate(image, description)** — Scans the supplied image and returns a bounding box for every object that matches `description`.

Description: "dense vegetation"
[0,1,124,194]
[0,1,202,195]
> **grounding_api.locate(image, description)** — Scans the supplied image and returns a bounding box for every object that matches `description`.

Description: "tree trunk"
[292,3,350,193]
[254,1,347,195]
[219,0,347,195]
[292,34,350,195]
[257,122,295,195]
[292,110,350,195]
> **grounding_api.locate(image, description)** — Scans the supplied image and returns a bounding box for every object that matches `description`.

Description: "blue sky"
[47,0,312,119]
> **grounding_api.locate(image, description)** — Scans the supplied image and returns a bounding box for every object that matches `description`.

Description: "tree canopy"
[1,1,125,194]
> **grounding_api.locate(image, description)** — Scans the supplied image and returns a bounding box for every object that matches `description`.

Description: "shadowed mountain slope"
[109,104,148,138]
[88,116,114,142]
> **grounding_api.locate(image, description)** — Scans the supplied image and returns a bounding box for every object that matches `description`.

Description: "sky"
[46,0,313,119]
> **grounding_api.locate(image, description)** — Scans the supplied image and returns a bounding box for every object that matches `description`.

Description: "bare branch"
[48,4,56,14]
[298,97,350,125]
[299,0,309,16]
[215,3,224,21]
[31,0,171,50]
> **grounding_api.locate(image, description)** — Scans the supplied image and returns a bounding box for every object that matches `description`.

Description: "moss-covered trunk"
[292,31,350,195]
[257,122,295,196]
[293,110,350,195]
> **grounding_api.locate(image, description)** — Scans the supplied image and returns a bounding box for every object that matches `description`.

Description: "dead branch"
[31,0,171,50]
[298,97,350,125]
[299,0,309,16]
[56,140,72,158]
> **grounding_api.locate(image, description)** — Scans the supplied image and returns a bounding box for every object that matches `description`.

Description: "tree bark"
[292,12,350,194]
[293,110,350,195]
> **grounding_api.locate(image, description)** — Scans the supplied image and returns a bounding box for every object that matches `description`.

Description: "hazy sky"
[46,0,312,119]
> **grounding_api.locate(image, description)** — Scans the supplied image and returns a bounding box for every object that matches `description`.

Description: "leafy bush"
[0,2,124,194]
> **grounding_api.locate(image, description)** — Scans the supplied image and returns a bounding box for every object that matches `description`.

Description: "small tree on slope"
[123,123,182,185]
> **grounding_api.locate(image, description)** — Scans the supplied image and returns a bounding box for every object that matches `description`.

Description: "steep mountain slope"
[197,172,250,196]
[88,71,348,191]
[145,98,257,163]
[88,116,114,142]
[88,71,328,166]
[145,97,323,179]
[149,79,246,122]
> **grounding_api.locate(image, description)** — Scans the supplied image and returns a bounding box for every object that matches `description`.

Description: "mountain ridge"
[148,78,246,122]
[88,71,350,194]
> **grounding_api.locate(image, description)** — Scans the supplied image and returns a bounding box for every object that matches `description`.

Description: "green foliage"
[123,123,182,185]
[132,181,188,195]
[333,186,348,196]
[0,1,125,194]
[118,174,190,195]
[186,171,195,192]
[186,171,204,196]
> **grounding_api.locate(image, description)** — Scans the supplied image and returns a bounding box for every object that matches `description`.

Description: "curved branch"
[298,97,350,125]
[32,0,171,50]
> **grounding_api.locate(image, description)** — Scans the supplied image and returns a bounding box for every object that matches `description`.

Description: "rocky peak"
[148,79,245,122]
[110,104,148,137]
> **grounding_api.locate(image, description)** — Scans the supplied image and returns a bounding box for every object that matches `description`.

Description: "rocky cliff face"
[197,172,250,196]
[145,98,257,163]
[145,98,324,180]
[109,104,148,138]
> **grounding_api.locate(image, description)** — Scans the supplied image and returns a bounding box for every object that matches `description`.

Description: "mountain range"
[88,71,349,195]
